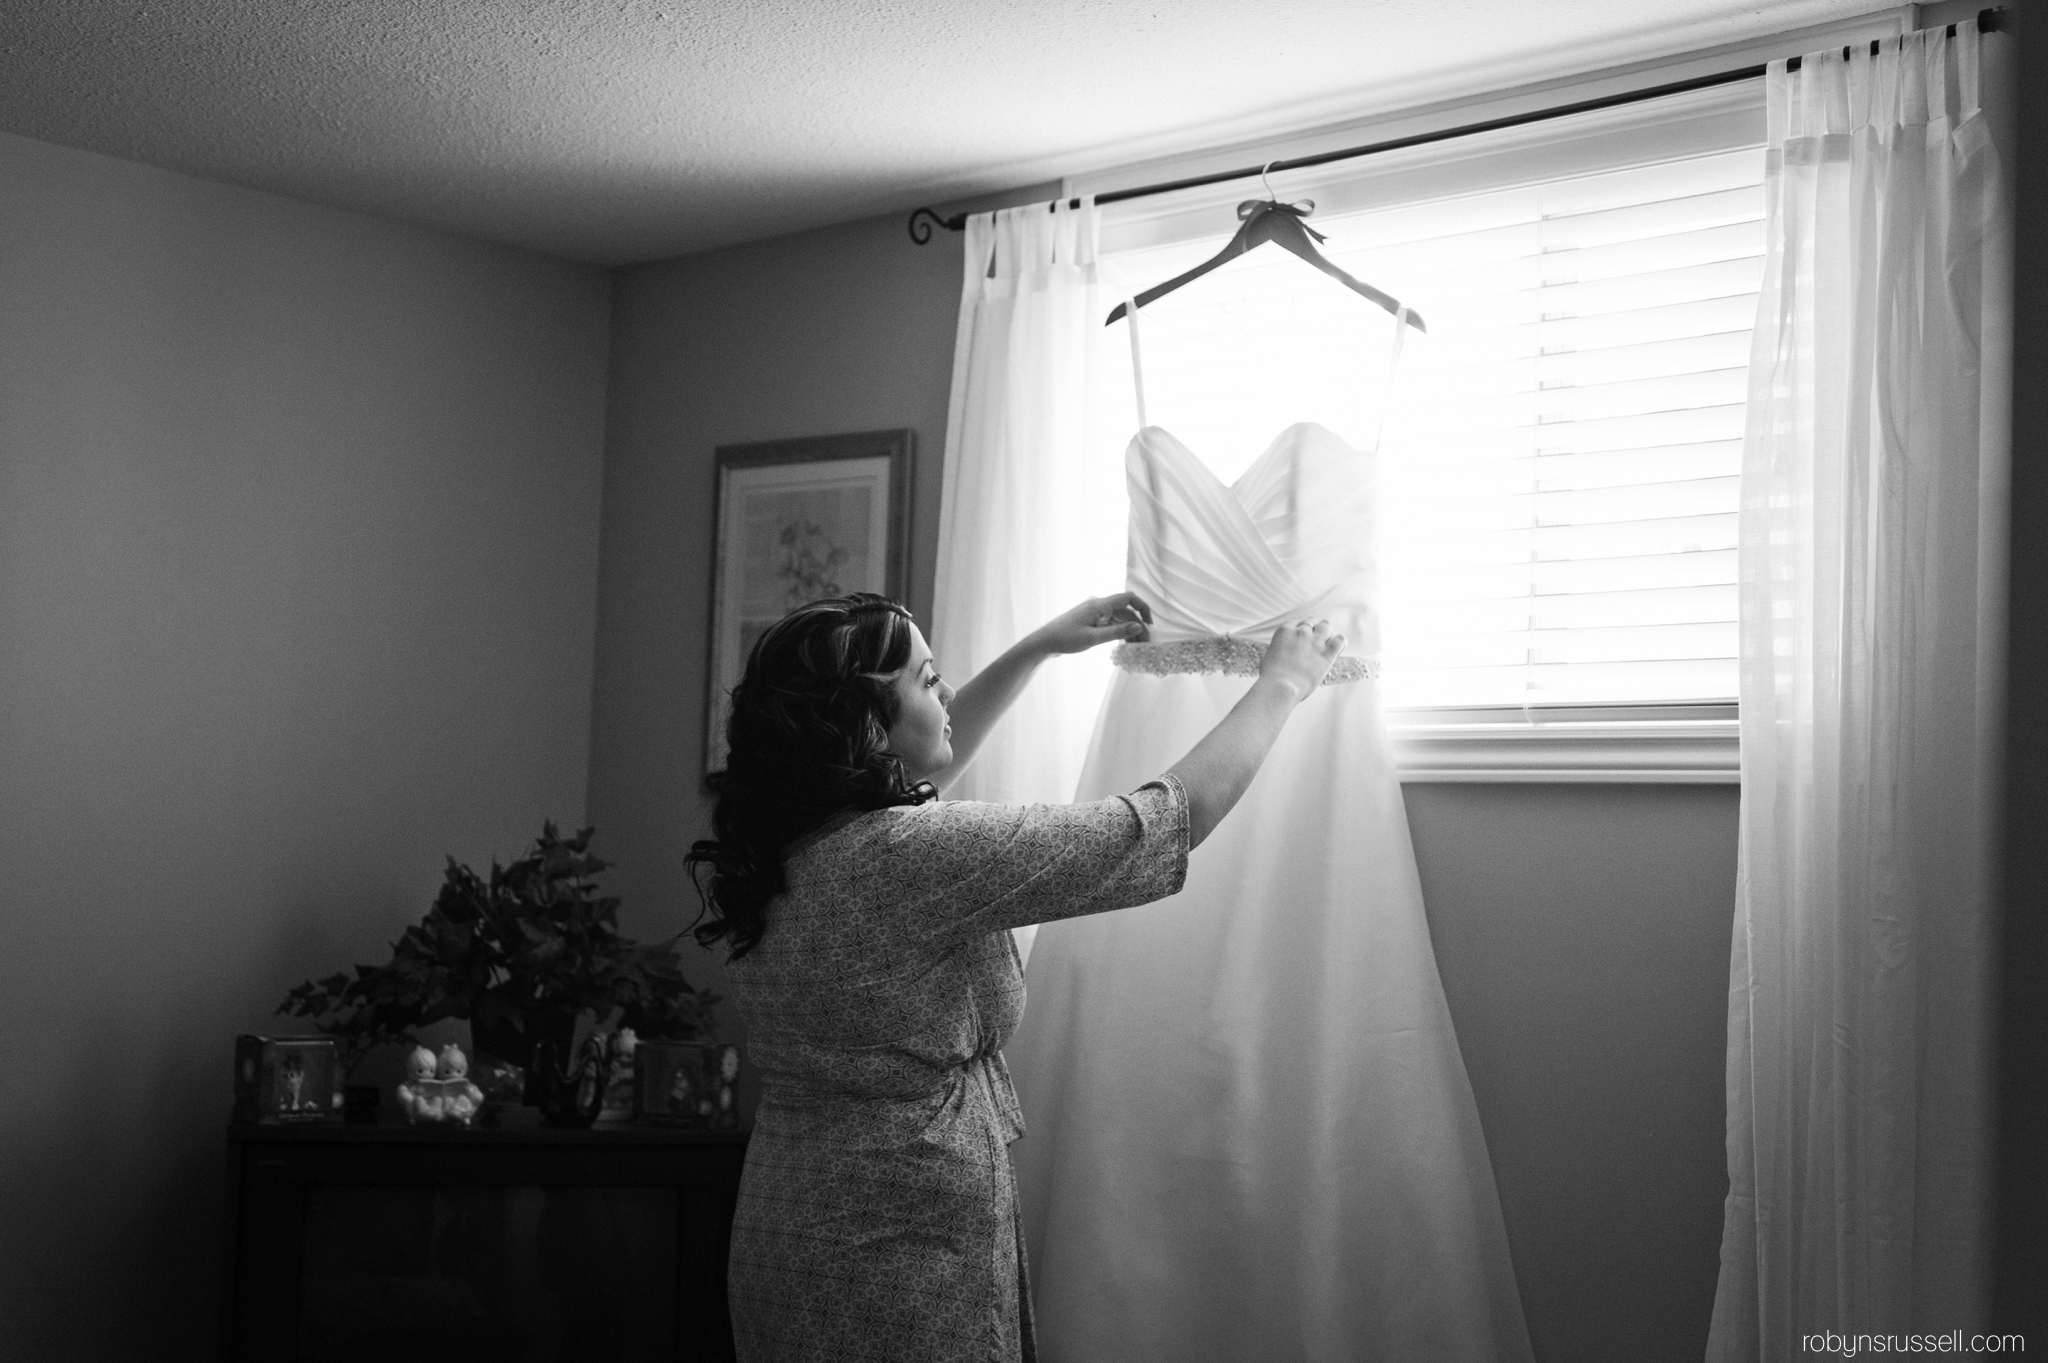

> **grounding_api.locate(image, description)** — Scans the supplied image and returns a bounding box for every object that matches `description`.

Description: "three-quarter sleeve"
[855,776,1190,942]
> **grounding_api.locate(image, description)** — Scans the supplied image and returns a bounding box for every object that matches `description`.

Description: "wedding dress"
[1004,305,1534,1362]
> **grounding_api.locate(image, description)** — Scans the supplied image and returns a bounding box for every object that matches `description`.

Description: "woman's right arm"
[1165,619,1343,847]
[871,620,1342,942]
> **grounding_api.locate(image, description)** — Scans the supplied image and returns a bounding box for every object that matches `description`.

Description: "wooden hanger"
[1106,181,1424,332]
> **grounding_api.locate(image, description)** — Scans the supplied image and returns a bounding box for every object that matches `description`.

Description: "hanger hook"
[1261,161,1278,202]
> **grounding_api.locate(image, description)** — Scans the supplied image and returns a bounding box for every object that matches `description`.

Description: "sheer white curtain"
[932,201,1128,956]
[1711,25,2011,1356]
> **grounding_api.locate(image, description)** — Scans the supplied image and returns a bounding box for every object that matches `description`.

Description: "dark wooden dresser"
[223,1122,747,1362]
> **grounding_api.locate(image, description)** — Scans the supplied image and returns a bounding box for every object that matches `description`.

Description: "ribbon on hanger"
[1237,198,1325,241]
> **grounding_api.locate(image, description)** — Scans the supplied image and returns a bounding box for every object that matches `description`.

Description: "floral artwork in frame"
[704,429,913,772]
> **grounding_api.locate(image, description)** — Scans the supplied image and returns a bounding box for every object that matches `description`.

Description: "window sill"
[1387,703,1740,784]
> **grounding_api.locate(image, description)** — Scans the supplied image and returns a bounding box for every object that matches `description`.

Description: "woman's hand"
[1257,619,1344,701]
[1029,593,1155,656]
[1167,618,1345,846]
[929,593,1153,794]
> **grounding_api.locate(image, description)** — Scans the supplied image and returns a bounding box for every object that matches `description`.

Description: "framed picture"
[704,429,914,772]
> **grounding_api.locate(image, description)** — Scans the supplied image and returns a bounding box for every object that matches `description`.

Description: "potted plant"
[279,822,719,1118]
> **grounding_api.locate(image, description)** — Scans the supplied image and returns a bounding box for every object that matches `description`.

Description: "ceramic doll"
[601,1028,639,1118]
[395,1046,443,1123]
[715,1045,741,1125]
[436,1043,485,1125]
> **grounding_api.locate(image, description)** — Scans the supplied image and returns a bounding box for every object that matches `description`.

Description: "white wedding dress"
[1004,310,1534,1361]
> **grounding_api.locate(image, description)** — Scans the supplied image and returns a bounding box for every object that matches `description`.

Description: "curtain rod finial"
[907,207,964,245]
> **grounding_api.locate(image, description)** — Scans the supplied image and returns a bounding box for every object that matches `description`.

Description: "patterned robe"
[726,777,1190,1362]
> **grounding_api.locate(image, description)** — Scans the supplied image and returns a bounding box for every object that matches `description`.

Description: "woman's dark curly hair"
[686,592,937,960]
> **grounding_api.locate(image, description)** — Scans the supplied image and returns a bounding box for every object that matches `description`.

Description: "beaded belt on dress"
[1112,637,1379,685]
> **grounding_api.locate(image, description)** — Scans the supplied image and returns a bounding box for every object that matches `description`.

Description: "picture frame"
[704,429,914,772]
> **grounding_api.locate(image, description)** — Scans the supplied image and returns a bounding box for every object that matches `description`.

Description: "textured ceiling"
[0,0,1876,265]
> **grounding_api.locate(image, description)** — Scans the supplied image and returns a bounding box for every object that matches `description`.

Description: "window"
[1088,81,1767,778]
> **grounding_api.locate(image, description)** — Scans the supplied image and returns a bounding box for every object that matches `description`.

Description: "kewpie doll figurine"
[435,1043,485,1126]
[395,1046,443,1123]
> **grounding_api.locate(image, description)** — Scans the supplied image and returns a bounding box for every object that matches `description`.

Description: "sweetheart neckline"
[1129,421,1369,494]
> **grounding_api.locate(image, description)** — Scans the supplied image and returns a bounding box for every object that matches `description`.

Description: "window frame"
[1068,12,1917,780]
[1388,700,1737,784]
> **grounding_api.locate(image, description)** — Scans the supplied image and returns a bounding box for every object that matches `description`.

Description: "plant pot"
[473,1009,608,1127]
[471,1009,578,1108]
[535,1033,609,1129]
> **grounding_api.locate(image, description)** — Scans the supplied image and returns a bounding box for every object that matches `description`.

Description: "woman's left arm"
[932,593,1151,792]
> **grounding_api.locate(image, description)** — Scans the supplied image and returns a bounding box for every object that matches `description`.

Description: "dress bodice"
[1125,421,1379,653]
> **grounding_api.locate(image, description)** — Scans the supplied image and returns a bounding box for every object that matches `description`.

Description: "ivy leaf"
[273,820,718,1069]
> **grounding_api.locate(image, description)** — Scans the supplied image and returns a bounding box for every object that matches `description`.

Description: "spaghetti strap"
[1369,306,1414,454]
[1124,297,1148,430]
[1126,296,1407,449]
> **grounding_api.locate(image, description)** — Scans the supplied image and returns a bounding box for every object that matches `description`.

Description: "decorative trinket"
[233,1035,344,1125]
[394,1043,486,1125]
[596,1029,640,1126]
[633,1041,742,1128]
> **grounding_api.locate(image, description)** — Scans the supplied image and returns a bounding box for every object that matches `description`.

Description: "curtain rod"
[906,6,2006,244]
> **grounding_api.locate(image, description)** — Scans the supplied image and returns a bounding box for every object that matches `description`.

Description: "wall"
[1998,4,2048,1333]
[586,207,977,1051]
[0,131,612,1358]
[589,205,1740,1362]
[1407,782,1737,1362]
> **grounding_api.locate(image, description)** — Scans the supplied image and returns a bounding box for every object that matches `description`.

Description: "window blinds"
[1102,143,1762,710]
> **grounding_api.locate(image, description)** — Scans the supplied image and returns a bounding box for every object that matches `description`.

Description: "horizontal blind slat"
[1394,441,1744,497]
[1404,369,1748,434]
[1389,476,1739,534]
[1398,403,1748,463]
[1394,621,1739,667]
[1381,546,1740,600]
[1390,511,1740,566]
[1381,658,1739,706]
[1312,208,1761,282]
[1270,146,1765,252]
[1401,296,1762,366]
[1383,583,1736,632]
[1403,331,1755,398]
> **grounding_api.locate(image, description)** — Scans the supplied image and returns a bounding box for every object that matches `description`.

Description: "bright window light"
[1101,143,1762,710]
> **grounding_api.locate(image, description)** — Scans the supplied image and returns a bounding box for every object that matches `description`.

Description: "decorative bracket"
[906,206,965,244]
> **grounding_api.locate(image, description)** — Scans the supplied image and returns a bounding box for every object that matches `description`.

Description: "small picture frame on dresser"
[635,1041,710,1127]
[635,1041,743,1128]
[232,1035,343,1125]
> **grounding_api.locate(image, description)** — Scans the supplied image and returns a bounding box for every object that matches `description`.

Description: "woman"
[688,590,1342,1362]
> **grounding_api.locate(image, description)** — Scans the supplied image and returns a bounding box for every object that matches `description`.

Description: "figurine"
[281,1052,308,1112]
[600,1029,639,1119]
[395,1046,443,1123]
[608,1028,638,1076]
[667,1066,696,1113]
[392,1043,488,1125]
[435,1044,485,1125]
[715,1045,741,1126]
[573,1034,608,1113]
